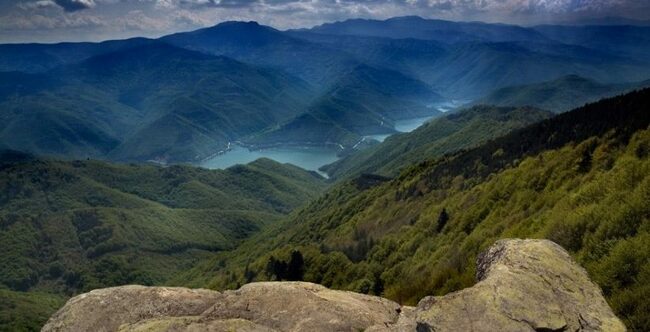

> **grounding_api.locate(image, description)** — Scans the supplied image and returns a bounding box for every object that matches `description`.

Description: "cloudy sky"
[1,0,649,43]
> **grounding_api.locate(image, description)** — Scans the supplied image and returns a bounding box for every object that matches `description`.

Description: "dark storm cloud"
[178,0,298,9]
[53,0,95,12]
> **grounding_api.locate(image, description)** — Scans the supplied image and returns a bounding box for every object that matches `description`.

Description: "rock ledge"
[42,239,626,332]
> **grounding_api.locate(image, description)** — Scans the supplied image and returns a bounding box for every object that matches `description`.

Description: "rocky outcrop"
[42,239,626,332]
[416,239,626,332]
[42,282,409,332]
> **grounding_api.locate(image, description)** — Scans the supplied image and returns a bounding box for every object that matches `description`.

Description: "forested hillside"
[299,16,650,98]
[243,64,443,149]
[321,105,551,179]
[2,18,650,163]
[0,153,326,331]
[175,89,650,330]
[0,43,313,162]
[2,15,650,332]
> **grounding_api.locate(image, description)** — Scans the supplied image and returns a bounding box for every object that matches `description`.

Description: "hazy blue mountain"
[3,17,650,161]
[533,25,650,61]
[566,16,650,26]
[0,43,314,162]
[0,71,141,158]
[294,19,650,98]
[161,21,357,86]
[305,16,550,43]
[287,32,448,82]
[243,64,443,148]
[474,75,650,112]
[0,38,156,73]
[424,41,650,98]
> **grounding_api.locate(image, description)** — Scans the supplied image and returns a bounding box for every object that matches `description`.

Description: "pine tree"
[437,208,449,232]
[287,250,305,281]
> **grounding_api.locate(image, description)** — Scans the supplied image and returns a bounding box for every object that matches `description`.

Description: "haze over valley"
[1,17,649,171]
[1,4,650,331]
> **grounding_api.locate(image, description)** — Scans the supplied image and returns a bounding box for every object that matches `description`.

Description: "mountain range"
[2,17,650,331]
[1,17,650,162]
[473,75,650,112]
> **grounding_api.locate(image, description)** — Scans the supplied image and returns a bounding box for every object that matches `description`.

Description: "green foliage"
[322,105,552,179]
[0,289,65,332]
[178,89,650,330]
[0,154,326,330]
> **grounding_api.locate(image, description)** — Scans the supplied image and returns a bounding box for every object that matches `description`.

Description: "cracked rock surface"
[42,239,625,332]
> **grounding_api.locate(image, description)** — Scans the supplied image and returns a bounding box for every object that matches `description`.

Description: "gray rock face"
[41,286,221,332]
[416,239,626,332]
[42,239,626,332]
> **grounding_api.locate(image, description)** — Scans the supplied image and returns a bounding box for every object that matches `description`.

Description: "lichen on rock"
[415,239,626,332]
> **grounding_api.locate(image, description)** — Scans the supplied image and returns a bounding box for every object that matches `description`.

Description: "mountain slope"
[0,43,314,162]
[475,75,650,112]
[295,28,650,99]
[321,105,552,179]
[177,89,650,330]
[0,38,156,73]
[425,41,650,98]
[298,17,650,98]
[533,24,650,62]
[243,64,443,148]
[0,153,326,331]
[288,32,448,80]
[0,72,141,159]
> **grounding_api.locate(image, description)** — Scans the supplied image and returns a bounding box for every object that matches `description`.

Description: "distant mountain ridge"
[296,17,650,98]
[305,16,550,43]
[161,21,358,86]
[1,16,650,162]
[474,75,650,112]
[0,42,314,162]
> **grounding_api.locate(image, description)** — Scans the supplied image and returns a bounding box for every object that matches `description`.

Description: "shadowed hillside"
[243,64,443,149]
[0,43,313,162]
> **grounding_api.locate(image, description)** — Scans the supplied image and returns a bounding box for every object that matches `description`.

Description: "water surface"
[202,100,466,171]
[201,145,340,174]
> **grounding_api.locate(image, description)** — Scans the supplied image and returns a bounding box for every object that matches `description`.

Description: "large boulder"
[415,239,626,332]
[42,282,407,332]
[41,286,221,332]
[42,239,625,332]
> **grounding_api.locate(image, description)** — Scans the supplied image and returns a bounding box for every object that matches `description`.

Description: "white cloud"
[3,0,649,42]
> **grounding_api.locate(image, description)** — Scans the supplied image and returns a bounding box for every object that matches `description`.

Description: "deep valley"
[1,13,649,332]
